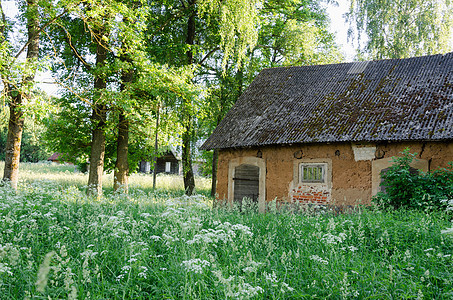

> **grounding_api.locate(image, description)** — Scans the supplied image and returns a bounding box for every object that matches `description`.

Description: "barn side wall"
[215,142,453,207]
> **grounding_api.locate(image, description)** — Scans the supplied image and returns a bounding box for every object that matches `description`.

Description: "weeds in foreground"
[0,179,452,299]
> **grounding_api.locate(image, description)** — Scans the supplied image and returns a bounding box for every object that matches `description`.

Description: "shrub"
[373,148,453,211]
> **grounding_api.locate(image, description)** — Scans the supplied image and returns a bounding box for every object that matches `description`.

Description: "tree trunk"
[3,90,25,190]
[210,148,218,197]
[152,106,159,190]
[2,0,40,190]
[114,112,129,192]
[182,0,196,195]
[182,126,195,195]
[113,47,133,193]
[87,27,108,197]
[87,103,107,196]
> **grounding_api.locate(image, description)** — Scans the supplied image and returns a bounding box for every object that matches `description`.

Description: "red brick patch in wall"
[291,185,330,204]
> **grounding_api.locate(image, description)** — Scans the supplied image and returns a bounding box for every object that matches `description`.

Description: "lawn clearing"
[0,163,452,299]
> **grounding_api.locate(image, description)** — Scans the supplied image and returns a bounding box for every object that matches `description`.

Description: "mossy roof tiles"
[201,53,453,150]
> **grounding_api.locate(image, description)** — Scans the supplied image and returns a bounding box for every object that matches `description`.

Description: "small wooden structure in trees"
[47,153,63,163]
[202,53,453,211]
[139,151,180,174]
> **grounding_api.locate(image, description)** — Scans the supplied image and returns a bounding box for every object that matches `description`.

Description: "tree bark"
[114,112,129,192]
[113,48,134,193]
[182,126,195,195]
[87,103,107,196]
[87,27,108,197]
[182,0,196,196]
[152,106,159,190]
[3,89,25,190]
[2,0,40,190]
[210,148,218,197]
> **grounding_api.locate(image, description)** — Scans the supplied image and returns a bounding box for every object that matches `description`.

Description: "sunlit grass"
[0,161,211,195]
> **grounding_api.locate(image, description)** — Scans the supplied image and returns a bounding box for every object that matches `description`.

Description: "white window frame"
[165,161,171,173]
[299,163,327,183]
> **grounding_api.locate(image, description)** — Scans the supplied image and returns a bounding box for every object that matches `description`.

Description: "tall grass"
[0,163,452,299]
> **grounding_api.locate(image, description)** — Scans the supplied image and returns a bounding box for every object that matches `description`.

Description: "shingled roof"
[201,53,453,150]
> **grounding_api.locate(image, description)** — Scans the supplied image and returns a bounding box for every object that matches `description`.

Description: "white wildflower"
[230,283,264,298]
[138,266,148,278]
[0,263,12,275]
[242,266,256,273]
[121,265,131,272]
[242,261,262,273]
[231,224,253,236]
[441,227,453,235]
[60,245,68,258]
[181,259,210,274]
[348,246,358,252]
[281,282,294,292]
[321,232,346,245]
[264,271,278,284]
[162,233,179,242]
[116,274,125,282]
[80,250,98,259]
[310,255,329,265]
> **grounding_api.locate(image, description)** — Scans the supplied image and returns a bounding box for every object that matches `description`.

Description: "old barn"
[201,53,453,212]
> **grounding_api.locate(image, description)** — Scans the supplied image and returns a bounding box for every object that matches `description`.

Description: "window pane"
[301,164,325,182]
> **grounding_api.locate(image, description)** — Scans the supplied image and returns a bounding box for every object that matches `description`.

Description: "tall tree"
[181,0,197,195]
[147,0,260,195]
[44,0,202,196]
[113,11,136,193]
[113,65,132,193]
[2,0,40,190]
[87,14,110,196]
[45,0,143,196]
[347,0,453,59]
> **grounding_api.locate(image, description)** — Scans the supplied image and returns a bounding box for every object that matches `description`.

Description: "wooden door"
[233,164,259,204]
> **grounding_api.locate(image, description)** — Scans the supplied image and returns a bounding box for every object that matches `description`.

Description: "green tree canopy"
[347,0,453,59]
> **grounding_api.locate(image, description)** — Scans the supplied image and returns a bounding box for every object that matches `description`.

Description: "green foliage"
[347,0,453,59]
[199,149,213,176]
[373,149,453,211]
[255,0,343,68]
[198,0,260,70]
[0,127,51,163]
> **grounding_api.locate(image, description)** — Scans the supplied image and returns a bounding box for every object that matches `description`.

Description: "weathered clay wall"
[216,141,453,207]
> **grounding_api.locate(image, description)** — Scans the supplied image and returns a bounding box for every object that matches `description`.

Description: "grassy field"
[0,162,452,299]
[0,161,211,195]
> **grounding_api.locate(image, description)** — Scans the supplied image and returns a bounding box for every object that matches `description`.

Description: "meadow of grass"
[0,161,211,195]
[0,162,452,299]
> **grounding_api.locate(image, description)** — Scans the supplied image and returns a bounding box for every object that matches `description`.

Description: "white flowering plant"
[0,162,452,298]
